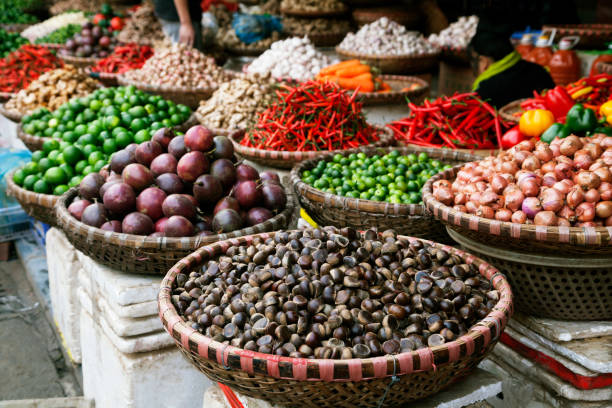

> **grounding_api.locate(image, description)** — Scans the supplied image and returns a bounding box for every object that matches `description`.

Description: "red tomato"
[110,16,124,31]
[92,13,106,25]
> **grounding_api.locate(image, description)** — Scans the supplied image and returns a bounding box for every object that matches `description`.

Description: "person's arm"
[174,0,195,47]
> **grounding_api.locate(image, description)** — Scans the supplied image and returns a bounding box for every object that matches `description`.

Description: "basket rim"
[55,187,296,250]
[0,91,16,101]
[59,53,102,65]
[335,47,441,62]
[85,67,122,79]
[158,230,513,382]
[422,163,612,247]
[231,126,394,162]
[117,70,230,95]
[290,146,481,216]
[498,98,527,123]
[279,5,349,18]
[0,103,25,122]
[6,167,59,207]
[356,74,429,100]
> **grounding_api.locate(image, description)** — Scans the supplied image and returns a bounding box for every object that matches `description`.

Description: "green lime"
[12,169,26,186]
[77,133,97,146]
[89,99,103,111]
[23,162,40,175]
[82,165,94,175]
[170,114,182,125]
[104,115,120,129]
[59,164,75,179]
[47,150,60,163]
[93,160,106,172]
[33,179,51,194]
[88,151,105,166]
[102,139,117,154]
[112,126,127,137]
[130,118,145,132]
[63,145,83,166]
[23,123,36,134]
[133,129,150,144]
[44,167,68,185]
[42,139,60,153]
[47,118,59,128]
[115,132,132,148]
[75,160,88,174]
[24,174,38,191]
[56,153,66,164]
[74,124,87,136]
[128,106,146,118]
[82,144,97,157]
[31,150,44,162]
[38,158,54,172]
[68,175,82,188]
[53,184,69,195]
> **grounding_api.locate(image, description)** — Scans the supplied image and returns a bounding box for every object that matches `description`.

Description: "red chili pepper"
[90,43,154,74]
[0,45,63,93]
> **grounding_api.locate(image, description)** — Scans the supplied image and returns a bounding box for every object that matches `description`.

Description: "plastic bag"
[232,13,282,45]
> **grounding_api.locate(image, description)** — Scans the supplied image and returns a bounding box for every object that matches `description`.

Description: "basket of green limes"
[291,146,479,242]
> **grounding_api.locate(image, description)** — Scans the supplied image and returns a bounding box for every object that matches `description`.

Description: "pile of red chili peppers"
[521,73,612,115]
[242,81,379,152]
[90,44,154,74]
[388,93,509,149]
[0,45,63,93]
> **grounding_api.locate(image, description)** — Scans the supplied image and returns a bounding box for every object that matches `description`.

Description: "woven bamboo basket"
[422,164,612,256]
[6,168,58,226]
[0,103,24,122]
[55,188,296,275]
[499,99,526,124]
[158,231,513,408]
[231,127,394,169]
[86,68,119,87]
[335,48,440,75]
[352,7,421,28]
[17,124,49,151]
[358,75,429,106]
[58,53,101,68]
[447,228,612,321]
[291,146,479,242]
[596,61,612,75]
[280,6,348,18]
[298,30,349,47]
[117,75,220,109]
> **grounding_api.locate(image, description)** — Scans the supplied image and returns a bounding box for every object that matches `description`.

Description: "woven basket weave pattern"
[6,169,58,226]
[499,99,526,124]
[55,188,295,275]
[0,103,24,123]
[59,54,101,68]
[335,48,439,75]
[358,75,429,106]
[423,164,612,255]
[159,231,512,407]
[291,146,479,242]
[448,228,612,320]
[231,127,395,169]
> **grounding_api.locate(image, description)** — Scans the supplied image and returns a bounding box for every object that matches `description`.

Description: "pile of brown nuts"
[281,0,346,13]
[196,74,277,131]
[173,227,499,359]
[6,66,99,114]
[117,3,167,46]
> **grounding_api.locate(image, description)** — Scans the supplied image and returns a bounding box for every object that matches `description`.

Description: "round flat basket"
[422,164,612,256]
[291,146,479,242]
[447,227,611,321]
[58,53,101,68]
[55,188,295,275]
[0,103,24,122]
[498,99,526,124]
[86,68,119,87]
[358,75,429,106]
[596,61,612,75]
[231,126,394,169]
[17,124,49,151]
[0,23,33,33]
[6,168,58,226]
[336,48,440,75]
[280,5,348,18]
[117,75,218,109]
[158,230,513,408]
[287,30,348,47]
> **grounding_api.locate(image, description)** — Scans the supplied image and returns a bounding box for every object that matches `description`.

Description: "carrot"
[338,76,374,92]
[337,64,371,78]
[317,75,339,84]
[353,72,373,81]
[378,82,392,93]
[318,59,360,76]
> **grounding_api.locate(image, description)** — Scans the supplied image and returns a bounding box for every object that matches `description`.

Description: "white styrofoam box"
[77,287,162,337]
[76,250,161,306]
[46,227,83,363]
[513,312,612,342]
[78,287,173,353]
[80,307,211,408]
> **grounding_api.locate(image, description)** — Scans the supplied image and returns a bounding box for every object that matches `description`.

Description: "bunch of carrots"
[316,59,391,93]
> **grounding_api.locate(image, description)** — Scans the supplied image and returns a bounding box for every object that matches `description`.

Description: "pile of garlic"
[428,16,479,50]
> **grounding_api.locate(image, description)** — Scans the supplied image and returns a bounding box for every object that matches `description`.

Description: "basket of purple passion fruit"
[55,125,295,275]
[158,226,513,408]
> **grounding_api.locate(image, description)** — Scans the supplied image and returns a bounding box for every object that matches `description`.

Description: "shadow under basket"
[158,231,513,408]
[447,227,612,321]
[291,146,480,243]
[55,188,295,275]
[6,168,58,226]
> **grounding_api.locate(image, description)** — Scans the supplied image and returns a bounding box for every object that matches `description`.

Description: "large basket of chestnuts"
[159,227,513,408]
